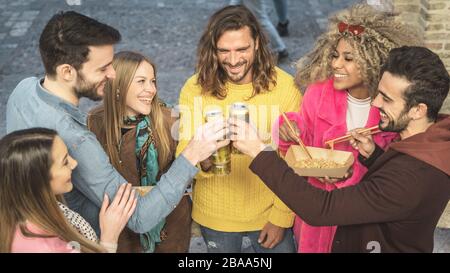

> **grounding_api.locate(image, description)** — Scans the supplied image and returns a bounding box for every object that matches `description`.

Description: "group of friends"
[1,4,449,253]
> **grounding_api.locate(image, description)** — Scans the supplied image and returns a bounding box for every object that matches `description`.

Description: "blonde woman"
[274,4,422,252]
[0,128,136,253]
[88,51,193,253]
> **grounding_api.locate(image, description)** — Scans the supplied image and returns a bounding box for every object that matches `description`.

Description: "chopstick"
[281,113,313,159]
[324,125,381,147]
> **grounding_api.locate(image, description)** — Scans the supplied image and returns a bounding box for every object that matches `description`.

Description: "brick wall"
[392,0,450,113]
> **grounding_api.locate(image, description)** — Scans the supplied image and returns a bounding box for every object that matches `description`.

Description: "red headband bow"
[338,22,365,36]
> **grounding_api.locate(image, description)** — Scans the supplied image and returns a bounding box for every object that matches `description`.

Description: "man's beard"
[74,72,105,101]
[380,107,412,133]
[223,61,251,83]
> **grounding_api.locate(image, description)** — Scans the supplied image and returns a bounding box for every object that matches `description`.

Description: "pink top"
[273,78,397,252]
[11,222,78,253]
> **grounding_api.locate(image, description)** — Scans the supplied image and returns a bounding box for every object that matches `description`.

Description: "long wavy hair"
[196,5,276,99]
[90,51,173,172]
[0,128,104,253]
[296,4,423,97]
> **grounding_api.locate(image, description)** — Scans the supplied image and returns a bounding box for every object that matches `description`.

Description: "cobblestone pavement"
[0,0,448,253]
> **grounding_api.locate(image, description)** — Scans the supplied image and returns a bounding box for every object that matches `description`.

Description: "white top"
[346,93,371,131]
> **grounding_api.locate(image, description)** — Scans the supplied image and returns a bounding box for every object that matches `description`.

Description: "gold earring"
[116,89,120,101]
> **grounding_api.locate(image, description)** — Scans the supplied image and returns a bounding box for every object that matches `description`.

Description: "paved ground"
[0,0,448,253]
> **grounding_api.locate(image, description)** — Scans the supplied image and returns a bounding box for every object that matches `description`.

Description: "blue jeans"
[230,0,287,52]
[200,225,295,253]
[273,0,288,24]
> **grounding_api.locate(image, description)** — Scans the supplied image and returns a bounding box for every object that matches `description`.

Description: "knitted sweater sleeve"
[268,77,302,228]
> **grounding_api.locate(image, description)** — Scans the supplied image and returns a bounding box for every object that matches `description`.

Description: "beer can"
[205,109,231,175]
[230,102,250,154]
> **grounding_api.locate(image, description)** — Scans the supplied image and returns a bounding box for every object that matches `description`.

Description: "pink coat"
[273,78,397,253]
[11,222,78,253]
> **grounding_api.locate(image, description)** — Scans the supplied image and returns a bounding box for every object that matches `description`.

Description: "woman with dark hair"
[0,128,136,253]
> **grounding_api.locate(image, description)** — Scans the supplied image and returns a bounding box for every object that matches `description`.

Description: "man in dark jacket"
[229,46,450,253]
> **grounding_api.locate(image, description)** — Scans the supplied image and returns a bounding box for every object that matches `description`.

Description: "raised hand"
[349,129,376,158]
[228,118,266,158]
[182,118,230,166]
[279,118,300,143]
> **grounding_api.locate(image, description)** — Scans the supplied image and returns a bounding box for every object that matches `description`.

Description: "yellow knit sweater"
[176,67,302,232]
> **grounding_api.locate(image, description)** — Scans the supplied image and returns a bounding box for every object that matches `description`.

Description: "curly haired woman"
[273,4,423,253]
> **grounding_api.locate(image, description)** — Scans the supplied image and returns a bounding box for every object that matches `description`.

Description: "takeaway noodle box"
[284,145,354,178]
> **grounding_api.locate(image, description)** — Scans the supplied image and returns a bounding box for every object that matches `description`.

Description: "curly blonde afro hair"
[295,4,423,97]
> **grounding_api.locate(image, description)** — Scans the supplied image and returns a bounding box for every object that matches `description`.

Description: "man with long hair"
[176,5,302,253]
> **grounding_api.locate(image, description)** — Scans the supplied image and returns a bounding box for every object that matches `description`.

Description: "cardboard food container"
[284,145,354,178]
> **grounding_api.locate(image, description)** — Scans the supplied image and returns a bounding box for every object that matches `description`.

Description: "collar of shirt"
[36,78,87,126]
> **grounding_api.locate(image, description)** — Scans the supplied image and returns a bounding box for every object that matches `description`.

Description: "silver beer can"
[230,102,250,154]
[205,108,231,175]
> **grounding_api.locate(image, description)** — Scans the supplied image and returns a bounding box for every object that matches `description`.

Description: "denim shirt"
[7,77,198,234]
